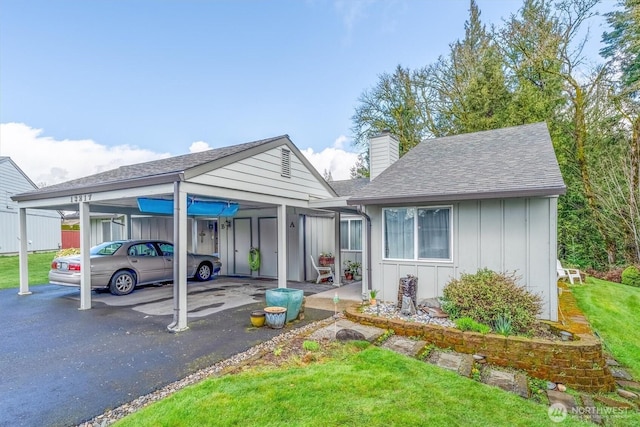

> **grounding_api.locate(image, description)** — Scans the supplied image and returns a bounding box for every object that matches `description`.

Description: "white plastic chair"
[557,260,582,284]
[310,255,334,284]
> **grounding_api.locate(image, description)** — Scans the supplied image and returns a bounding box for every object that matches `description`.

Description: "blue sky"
[0,0,615,185]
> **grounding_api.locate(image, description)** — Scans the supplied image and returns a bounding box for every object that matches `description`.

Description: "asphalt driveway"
[0,279,334,427]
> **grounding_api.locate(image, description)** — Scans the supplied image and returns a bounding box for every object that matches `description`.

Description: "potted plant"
[350,261,362,281]
[343,260,354,280]
[319,252,334,267]
[369,289,379,306]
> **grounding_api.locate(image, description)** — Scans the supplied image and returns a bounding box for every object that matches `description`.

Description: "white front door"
[233,218,252,275]
[258,217,278,278]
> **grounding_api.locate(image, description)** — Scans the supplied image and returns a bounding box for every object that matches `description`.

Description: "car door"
[126,242,166,283]
[156,242,176,281]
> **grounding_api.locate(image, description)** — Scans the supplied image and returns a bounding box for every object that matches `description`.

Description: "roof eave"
[11,172,184,202]
[347,186,567,206]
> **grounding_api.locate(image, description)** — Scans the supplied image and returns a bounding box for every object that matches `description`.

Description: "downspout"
[357,205,372,291]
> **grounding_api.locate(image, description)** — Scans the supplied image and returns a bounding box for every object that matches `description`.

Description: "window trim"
[382,205,453,263]
[340,218,363,252]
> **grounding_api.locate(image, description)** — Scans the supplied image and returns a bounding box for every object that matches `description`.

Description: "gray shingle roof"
[16,135,286,197]
[330,177,370,197]
[348,122,566,205]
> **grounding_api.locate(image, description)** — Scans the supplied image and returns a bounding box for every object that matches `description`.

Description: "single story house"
[343,122,566,321]
[12,122,565,329]
[0,156,61,254]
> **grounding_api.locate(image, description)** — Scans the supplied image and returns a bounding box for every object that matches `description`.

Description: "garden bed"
[346,304,616,392]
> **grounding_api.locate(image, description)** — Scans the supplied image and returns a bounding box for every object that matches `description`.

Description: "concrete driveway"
[0,278,335,427]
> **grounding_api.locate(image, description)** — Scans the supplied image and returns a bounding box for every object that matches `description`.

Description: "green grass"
[573,277,640,379]
[0,252,55,289]
[115,345,592,427]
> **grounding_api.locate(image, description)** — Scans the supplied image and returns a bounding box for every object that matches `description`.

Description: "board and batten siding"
[304,215,335,281]
[188,146,334,201]
[368,197,558,321]
[0,159,60,253]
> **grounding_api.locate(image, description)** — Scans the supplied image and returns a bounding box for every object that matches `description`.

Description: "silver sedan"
[49,240,222,295]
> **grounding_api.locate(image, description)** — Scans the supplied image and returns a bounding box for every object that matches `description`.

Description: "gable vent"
[281,148,291,178]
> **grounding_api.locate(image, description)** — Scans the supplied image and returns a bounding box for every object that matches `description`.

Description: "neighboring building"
[346,123,566,320]
[0,157,61,254]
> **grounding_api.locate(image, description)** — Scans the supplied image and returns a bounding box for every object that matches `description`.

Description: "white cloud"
[333,134,349,150]
[189,141,211,153]
[301,143,359,181]
[0,123,171,187]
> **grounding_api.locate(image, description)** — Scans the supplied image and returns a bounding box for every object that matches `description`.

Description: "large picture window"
[340,219,362,251]
[383,206,452,261]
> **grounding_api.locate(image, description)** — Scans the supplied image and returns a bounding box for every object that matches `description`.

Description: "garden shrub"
[54,248,80,258]
[441,268,543,335]
[621,266,640,287]
[603,268,624,283]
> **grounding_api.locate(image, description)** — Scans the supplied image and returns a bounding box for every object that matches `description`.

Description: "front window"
[340,219,363,251]
[384,206,452,261]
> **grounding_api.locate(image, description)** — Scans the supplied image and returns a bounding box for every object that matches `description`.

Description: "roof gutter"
[347,186,567,206]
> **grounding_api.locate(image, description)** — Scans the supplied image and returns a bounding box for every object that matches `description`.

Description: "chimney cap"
[371,129,397,139]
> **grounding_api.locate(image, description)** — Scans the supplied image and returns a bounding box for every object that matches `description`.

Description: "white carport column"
[125,213,132,239]
[333,212,341,287]
[18,208,31,295]
[168,182,189,332]
[277,204,287,288]
[79,201,92,310]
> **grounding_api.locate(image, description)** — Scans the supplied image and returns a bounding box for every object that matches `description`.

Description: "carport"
[12,135,363,331]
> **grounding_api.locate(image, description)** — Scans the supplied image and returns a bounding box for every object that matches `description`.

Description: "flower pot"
[264,306,287,329]
[265,288,304,322]
[345,272,353,281]
[319,256,334,267]
[369,298,377,306]
[250,310,265,327]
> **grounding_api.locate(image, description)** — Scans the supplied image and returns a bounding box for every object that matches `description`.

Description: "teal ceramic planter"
[265,288,304,322]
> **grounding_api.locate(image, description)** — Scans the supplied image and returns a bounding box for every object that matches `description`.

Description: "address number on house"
[70,194,92,202]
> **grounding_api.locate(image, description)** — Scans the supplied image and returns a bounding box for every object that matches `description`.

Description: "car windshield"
[90,242,123,256]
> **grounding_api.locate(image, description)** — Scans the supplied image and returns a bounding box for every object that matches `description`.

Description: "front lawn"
[573,277,640,379]
[0,252,54,289]
[115,345,591,427]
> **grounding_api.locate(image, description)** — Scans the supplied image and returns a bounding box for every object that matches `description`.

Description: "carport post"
[79,201,92,310]
[18,208,31,295]
[168,182,188,332]
[333,212,341,287]
[277,204,287,288]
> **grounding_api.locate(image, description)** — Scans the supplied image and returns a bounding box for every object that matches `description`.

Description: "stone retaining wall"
[345,306,615,392]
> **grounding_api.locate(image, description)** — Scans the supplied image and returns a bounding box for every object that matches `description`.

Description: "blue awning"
[137,197,239,217]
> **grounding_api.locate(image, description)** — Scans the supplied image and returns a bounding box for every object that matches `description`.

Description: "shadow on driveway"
[0,279,334,427]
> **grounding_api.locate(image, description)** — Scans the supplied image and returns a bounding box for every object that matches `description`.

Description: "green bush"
[441,268,543,335]
[621,265,640,287]
[454,317,491,334]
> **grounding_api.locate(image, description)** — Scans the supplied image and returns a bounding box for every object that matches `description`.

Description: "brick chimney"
[369,131,399,180]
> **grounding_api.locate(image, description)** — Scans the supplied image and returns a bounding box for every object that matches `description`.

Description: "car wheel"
[109,271,136,295]
[195,263,212,281]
